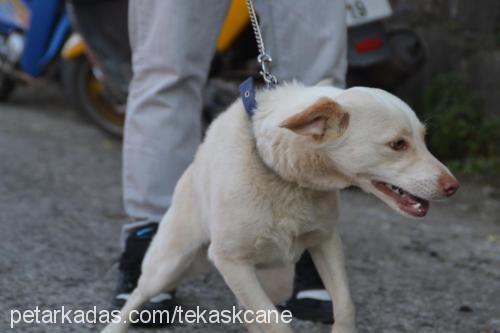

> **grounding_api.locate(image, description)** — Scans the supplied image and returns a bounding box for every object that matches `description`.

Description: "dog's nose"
[439,173,460,197]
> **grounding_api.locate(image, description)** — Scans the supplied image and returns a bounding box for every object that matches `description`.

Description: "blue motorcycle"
[0,0,121,134]
[0,0,70,96]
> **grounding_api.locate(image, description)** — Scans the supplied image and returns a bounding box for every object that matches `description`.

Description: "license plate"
[346,0,392,27]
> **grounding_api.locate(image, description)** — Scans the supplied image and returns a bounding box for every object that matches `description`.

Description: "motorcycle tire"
[386,28,427,75]
[0,73,15,101]
[61,56,124,137]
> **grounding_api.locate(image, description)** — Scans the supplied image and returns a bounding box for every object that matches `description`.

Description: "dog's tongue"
[398,193,429,217]
[400,192,419,205]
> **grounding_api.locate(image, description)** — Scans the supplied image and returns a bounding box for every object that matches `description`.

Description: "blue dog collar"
[239,77,257,117]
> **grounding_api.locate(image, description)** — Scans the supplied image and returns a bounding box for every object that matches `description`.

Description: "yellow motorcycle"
[63,0,425,136]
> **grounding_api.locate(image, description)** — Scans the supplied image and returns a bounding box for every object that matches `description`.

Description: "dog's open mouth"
[372,181,430,217]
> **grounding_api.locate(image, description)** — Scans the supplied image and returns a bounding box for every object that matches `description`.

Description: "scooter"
[66,0,427,136]
[0,0,70,97]
[0,0,120,133]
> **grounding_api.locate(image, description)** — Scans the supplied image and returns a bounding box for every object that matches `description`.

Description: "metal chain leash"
[245,0,278,88]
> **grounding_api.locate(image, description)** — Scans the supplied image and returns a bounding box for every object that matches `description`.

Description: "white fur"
[102,83,457,333]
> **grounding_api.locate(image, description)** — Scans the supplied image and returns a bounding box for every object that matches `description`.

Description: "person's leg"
[116,0,231,319]
[255,0,347,323]
[124,0,231,224]
[256,0,347,86]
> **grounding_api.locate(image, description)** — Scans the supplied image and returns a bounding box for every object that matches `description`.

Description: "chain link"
[245,0,278,88]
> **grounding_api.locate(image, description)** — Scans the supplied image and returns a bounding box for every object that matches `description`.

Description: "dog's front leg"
[211,254,293,333]
[309,232,356,333]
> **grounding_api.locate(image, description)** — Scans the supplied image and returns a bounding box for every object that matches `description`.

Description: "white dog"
[103,83,459,333]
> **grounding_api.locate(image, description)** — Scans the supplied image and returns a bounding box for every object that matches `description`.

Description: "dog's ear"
[280,97,349,141]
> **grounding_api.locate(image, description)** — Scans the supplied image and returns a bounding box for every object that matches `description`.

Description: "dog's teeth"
[412,203,422,210]
[387,184,405,195]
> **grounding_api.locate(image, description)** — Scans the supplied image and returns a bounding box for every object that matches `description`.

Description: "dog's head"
[254,85,459,218]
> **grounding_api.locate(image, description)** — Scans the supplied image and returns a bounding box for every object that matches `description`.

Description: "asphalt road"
[1,85,499,333]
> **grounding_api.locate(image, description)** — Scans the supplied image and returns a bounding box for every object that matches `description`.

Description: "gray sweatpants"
[124,0,347,229]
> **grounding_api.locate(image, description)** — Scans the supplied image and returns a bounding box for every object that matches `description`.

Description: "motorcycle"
[0,0,119,133]
[0,0,69,97]
[66,0,427,136]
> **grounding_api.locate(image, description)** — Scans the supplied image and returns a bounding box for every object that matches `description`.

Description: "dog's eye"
[388,139,408,151]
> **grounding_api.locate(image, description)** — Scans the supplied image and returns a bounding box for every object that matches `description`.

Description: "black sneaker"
[278,251,334,324]
[113,222,177,326]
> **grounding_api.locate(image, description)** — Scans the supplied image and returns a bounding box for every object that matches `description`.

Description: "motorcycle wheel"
[386,28,427,75]
[62,56,124,136]
[0,72,15,101]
